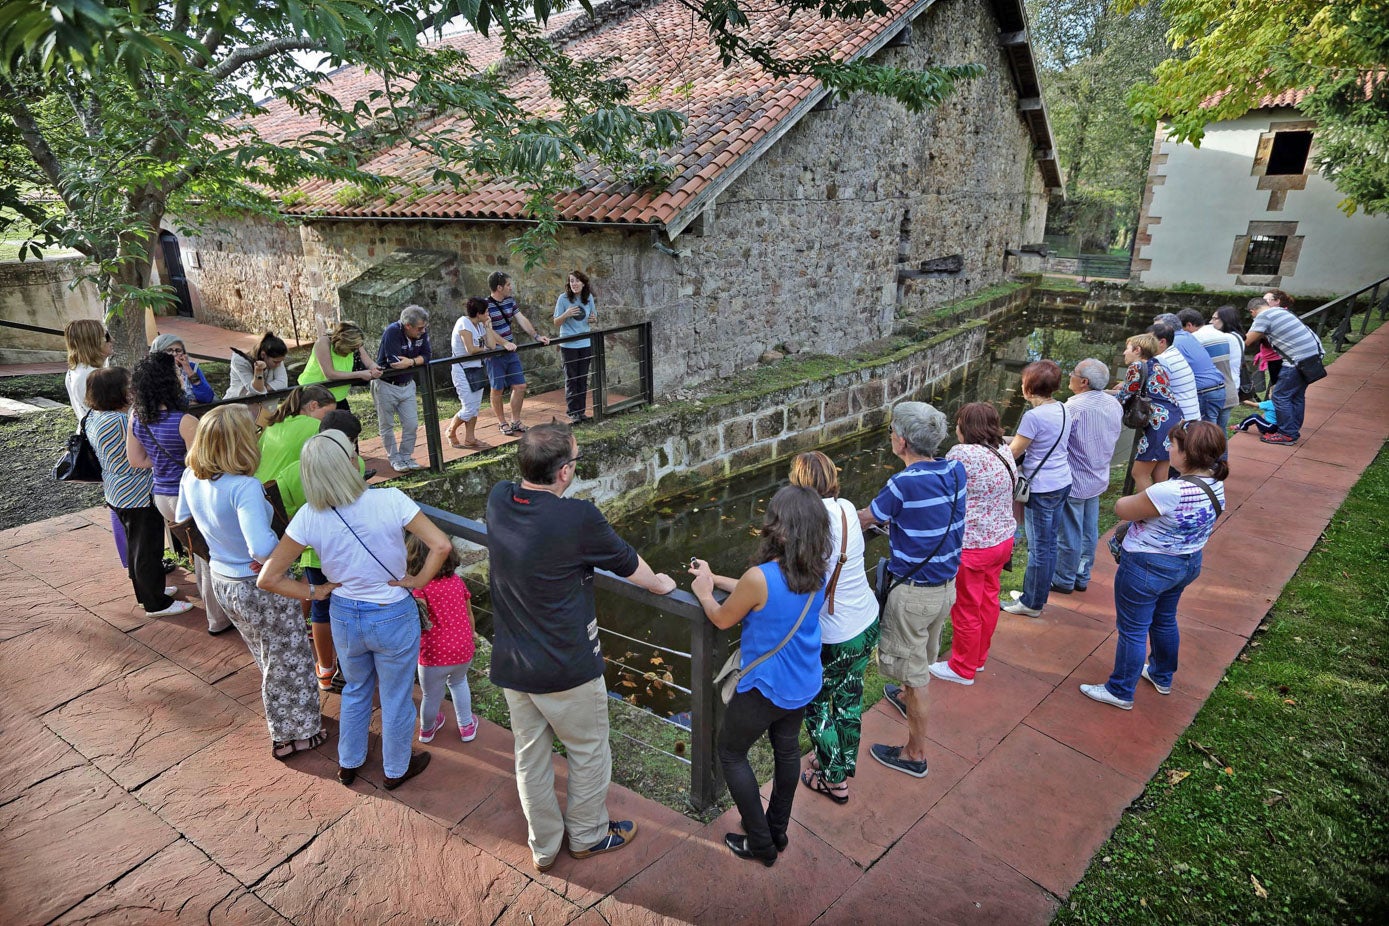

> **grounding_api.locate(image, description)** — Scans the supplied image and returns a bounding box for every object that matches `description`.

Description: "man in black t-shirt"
[487,422,675,873]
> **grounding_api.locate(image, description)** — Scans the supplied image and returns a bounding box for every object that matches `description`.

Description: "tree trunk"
[104,226,162,368]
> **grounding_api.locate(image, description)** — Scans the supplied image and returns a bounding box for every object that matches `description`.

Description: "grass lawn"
[1055,442,1389,924]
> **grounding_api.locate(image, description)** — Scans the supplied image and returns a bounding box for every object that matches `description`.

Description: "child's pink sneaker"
[420,711,445,744]
[459,714,479,743]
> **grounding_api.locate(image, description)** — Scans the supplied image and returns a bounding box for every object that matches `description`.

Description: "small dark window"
[1267,131,1313,175]
[1243,235,1287,275]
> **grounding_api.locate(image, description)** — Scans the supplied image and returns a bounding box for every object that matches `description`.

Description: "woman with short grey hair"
[374,305,433,472]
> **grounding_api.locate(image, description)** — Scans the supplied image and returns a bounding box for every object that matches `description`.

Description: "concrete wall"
[1135,110,1389,296]
[0,258,103,362]
[180,0,1048,394]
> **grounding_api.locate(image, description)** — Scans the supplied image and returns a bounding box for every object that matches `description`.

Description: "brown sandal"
[273,729,328,761]
[801,768,849,804]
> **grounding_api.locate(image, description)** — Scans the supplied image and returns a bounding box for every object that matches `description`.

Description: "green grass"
[1054,442,1389,925]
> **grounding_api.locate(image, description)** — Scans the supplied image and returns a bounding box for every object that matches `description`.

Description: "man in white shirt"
[1178,308,1243,431]
[1148,323,1200,422]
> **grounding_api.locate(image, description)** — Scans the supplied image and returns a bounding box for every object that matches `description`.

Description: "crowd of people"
[55,287,1325,870]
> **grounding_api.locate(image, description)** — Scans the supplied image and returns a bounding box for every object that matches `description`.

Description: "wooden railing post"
[689,617,723,813]
[591,331,609,424]
[418,364,444,472]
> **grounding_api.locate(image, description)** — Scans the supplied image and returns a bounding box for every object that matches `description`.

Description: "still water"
[496,300,1152,720]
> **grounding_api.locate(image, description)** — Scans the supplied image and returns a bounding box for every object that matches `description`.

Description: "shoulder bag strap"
[737,587,817,678]
[1177,474,1223,518]
[331,506,403,582]
[1025,404,1067,481]
[137,415,186,466]
[983,444,1017,490]
[887,469,964,589]
[823,501,850,615]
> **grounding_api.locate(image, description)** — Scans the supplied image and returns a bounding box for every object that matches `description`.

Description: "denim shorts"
[303,565,331,624]
[486,352,526,390]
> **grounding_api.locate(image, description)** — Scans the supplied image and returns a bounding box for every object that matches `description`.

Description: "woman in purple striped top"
[127,352,231,633]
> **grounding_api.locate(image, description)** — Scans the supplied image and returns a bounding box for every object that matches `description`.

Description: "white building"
[1132,89,1389,297]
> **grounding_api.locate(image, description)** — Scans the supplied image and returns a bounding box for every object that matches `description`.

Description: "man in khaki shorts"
[858,402,966,778]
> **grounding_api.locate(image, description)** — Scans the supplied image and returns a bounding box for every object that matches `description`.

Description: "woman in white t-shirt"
[447,297,493,450]
[788,451,877,805]
[1003,361,1072,618]
[257,429,454,790]
[64,319,131,567]
[1081,422,1227,711]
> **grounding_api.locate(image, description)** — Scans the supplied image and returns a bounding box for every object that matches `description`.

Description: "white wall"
[1137,109,1389,297]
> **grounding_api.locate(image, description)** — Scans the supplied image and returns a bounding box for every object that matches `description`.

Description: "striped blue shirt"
[1250,307,1322,363]
[487,296,519,343]
[870,459,966,584]
[86,410,153,510]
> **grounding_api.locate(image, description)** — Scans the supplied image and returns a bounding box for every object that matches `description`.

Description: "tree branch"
[0,81,73,206]
[209,36,324,82]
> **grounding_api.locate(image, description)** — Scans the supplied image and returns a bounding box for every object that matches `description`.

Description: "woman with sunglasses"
[149,333,215,404]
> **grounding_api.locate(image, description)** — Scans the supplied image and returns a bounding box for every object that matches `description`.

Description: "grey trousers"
[418,662,473,728]
[154,494,230,632]
[371,378,419,464]
[503,677,612,866]
[211,573,322,744]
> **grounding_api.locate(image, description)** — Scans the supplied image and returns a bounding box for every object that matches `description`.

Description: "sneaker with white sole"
[882,683,908,720]
[1080,683,1133,710]
[146,600,193,617]
[1141,666,1172,695]
[163,586,177,596]
[869,743,929,778]
[928,660,974,686]
[419,710,446,744]
[1001,600,1042,617]
[570,820,638,859]
[459,714,479,742]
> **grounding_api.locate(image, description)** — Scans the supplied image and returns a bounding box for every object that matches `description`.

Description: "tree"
[1122,0,1389,216]
[0,0,984,363]
[1026,0,1172,250]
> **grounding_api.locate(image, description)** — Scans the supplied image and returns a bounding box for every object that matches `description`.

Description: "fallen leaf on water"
[1165,769,1190,786]
[1251,874,1268,899]
[649,655,665,666]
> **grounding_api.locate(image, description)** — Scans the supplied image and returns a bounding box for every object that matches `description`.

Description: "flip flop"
[800,768,849,805]
[462,439,488,450]
[448,437,464,449]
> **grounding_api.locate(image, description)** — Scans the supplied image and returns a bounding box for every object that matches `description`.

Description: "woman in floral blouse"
[1115,333,1183,492]
[935,403,1018,685]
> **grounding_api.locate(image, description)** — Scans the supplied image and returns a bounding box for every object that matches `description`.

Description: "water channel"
[481,298,1156,722]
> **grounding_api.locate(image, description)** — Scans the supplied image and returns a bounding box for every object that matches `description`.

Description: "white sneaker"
[1141,666,1172,695]
[1079,683,1133,710]
[147,600,194,618]
[163,586,176,596]
[403,459,425,470]
[1001,600,1042,617]
[1009,590,1024,601]
[928,661,974,686]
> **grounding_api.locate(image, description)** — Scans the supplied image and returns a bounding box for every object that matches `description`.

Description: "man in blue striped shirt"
[857,401,966,779]
[1245,296,1323,445]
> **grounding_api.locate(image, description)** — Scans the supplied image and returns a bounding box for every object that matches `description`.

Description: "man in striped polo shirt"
[857,402,966,779]
[1147,323,1201,422]
[1244,297,1323,445]
[1155,313,1226,423]
[486,271,551,437]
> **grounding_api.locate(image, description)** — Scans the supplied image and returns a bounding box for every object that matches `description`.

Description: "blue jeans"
[330,593,421,777]
[1020,485,1070,610]
[1106,550,1203,701]
[1270,364,1307,440]
[1198,387,1225,423]
[1214,405,1232,431]
[1053,494,1099,591]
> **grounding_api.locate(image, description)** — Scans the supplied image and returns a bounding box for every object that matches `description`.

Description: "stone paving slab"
[0,612,159,715]
[52,839,293,926]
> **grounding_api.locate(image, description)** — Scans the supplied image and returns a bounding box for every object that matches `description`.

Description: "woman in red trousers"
[933,403,1018,684]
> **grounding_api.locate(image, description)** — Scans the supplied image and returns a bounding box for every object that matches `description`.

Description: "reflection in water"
[496,302,1152,720]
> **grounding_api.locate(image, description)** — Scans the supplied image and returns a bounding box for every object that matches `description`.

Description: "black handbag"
[1121,363,1154,430]
[1295,354,1327,384]
[54,413,103,483]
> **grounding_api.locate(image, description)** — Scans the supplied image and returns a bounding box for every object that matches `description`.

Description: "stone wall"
[180,0,1047,394]
[0,258,103,362]
[175,218,315,340]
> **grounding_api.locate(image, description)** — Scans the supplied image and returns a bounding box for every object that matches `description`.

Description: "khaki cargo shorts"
[877,579,955,689]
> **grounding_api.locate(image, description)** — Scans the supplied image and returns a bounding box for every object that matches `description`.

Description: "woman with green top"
[299,321,381,402]
[255,385,336,481]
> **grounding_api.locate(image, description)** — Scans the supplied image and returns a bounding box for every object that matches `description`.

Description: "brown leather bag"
[823,502,849,615]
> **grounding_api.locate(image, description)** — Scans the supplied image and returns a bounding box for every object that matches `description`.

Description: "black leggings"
[718,687,804,853]
[115,503,173,612]
[562,346,593,418]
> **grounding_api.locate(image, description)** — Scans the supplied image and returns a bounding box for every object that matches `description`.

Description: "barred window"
[1243,235,1287,276]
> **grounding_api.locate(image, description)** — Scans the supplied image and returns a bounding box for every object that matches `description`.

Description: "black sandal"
[801,768,849,805]
[272,729,328,761]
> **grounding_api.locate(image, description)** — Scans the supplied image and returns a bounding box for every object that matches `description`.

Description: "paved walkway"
[2,326,1386,925]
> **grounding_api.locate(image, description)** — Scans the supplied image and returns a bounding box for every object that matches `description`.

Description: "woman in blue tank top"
[690,485,829,866]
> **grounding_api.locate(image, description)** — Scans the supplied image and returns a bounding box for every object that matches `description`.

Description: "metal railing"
[415,322,655,472]
[419,502,725,812]
[1296,273,1389,352]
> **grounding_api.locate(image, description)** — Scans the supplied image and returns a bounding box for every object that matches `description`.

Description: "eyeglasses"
[563,451,583,467]
[165,346,186,356]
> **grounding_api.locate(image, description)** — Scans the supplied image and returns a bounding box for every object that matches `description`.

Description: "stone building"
[1132,86,1389,297]
[173,0,1061,393]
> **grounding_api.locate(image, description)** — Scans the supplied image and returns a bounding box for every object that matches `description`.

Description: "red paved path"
[2,325,1386,924]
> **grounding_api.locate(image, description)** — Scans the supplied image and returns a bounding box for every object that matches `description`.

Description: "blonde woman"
[177,405,326,760]
[258,430,452,790]
[299,321,381,402]
[64,318,112,420]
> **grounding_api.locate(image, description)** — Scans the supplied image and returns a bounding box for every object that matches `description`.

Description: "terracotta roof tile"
[269,0,926,226]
